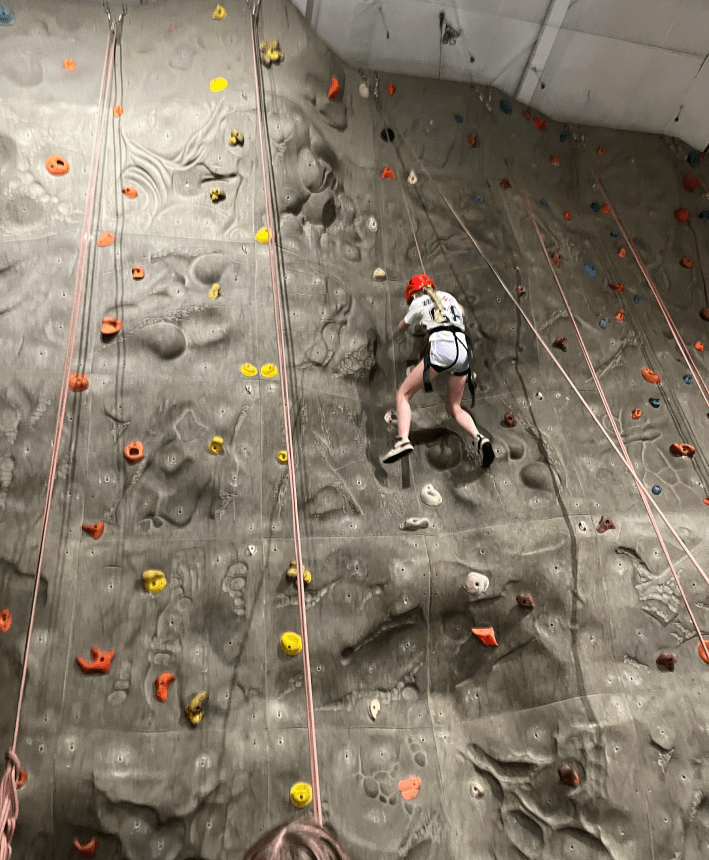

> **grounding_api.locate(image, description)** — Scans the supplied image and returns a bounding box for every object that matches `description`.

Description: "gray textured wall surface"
[1,1,709,858]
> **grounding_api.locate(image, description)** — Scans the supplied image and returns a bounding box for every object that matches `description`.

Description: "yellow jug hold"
[260,363,278,377]
[209,77,228,93]
[142,570,167,594]
[209,436,223,455]
[240,363,258,377]
[280,631,302,656]
[212,4,226,19]
[185,691,208,726]
[208,283,220,299]
[255,227,272,244]
[290,781,312,808]
[276,450,288,464]
[286,560,312,585]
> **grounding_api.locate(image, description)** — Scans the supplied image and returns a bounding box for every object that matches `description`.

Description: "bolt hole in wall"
[381,128,395,142]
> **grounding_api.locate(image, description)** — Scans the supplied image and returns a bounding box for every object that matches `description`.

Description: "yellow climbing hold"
[228,130,244,146]
[255,227,272,244]
[277,450,288,464]
[240,363,258,377]
[212,4,226,19]
[210,187,225,202]
[289,781,313,808]
[210,77,228,93]
[208,283,220,299]
[260,40,284,67]
[286,560,312,585]
[280,632,303,656]
[185,691,208,726]
[209,436,223,455]
[260,363,278,377]
[142,570,167,594]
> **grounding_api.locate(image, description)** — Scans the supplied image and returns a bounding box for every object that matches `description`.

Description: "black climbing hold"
[610,229,618,237]
[700,210,709,221]
[454,114,463,123]
[634,294,642,304]
[652,484,662,495]
[687,150,701,167]
[559,130,570,143]
[380,128,395,142]
[590,201,601,212]
[499,98,512,115]
[540,199,549,209]
[684,373,693,384]
[649,398,660,408]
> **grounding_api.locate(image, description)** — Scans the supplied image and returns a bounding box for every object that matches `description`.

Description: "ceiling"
[289,0,709,150]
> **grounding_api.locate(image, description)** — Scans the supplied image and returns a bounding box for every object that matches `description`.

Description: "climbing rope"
[377,109,709,658]
[394,170,426,274]
[0,23,117,859]
[249,10,322,823]
[593,169,709,410]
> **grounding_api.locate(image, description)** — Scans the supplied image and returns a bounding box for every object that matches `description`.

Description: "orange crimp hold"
[68,374,89,392]
[381,166,396,180]
[81,522,104,540]
[551,252,561,268]
[550,154,560,166]
[695,341,704,352]
[615,310,625,322]
[113,105,123,117]
[327,76,340,100]
[466,134,477,148]
[97,232,115,246]
[601,203,610,213]
[45,155,70,176]
[0,609,12,633]
[682,175,700,192]
[101,317,122,335]
[124,440,144,463]
[597,146,605,156]
[386,83,396,96]
[76,647,115,675]
[398,776,421,800]
[122,186,138,198]
[73,837,99,858]
[608,282,625,292]
[17,770,27,788]
[533,117,548,130]
[631,408,641,419]
[675,208,690,223]
[472,627,498,647]
[63,58,76,71]
[618,248,626,258]
[132,265,145,280]
[699,640,709,664]
[670,443,695,458]
[155,672,176,702]
[680,256,694,268]
[642,367,661,384]
[563,211,571,221]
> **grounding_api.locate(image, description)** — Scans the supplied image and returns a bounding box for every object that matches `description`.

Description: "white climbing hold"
[366,216,378,233]
[358,82,370,98]
[407,170,418,185]
[247,545,257,556]
[420,483,442,507]
[464,571,489,597]
[384,409,397,425]
[373,268,387,281]
[400,517,429,531]
[469,781,485,798]
[368,699,380,720]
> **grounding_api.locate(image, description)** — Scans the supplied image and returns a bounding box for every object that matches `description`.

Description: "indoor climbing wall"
[0,1,708,858]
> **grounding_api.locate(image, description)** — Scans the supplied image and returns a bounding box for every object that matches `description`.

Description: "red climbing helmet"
[405,273,436,305]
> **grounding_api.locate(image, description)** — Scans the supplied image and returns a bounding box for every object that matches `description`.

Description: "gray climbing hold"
[464,572,489,597]
[474,195,483,205]
[420,484,442,506]
[634,294,642,303]
[540,199,549,209]
[400,517,429,531]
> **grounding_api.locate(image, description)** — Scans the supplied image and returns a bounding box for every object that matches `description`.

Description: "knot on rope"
[0,750,21,860]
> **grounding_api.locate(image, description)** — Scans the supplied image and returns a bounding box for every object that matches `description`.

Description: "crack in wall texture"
[1,1,709,858]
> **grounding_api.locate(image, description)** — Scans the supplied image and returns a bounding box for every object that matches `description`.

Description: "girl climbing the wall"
[242,818,350,860]
[382,273,494,468]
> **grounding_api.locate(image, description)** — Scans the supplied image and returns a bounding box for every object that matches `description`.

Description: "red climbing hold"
[615,310,625,322]
[100,316,122,335]
[471,627,498,647]
[504,412,518,427]
[327,76,340,100]
[550,154,560,166]
[669,443,695,458]
[631,408,641,419]
[675,208,690,223]
[656,652,677,672]
[558,763,579,787]
[522,108,531,120]
[608,282,625,292]
[596,515,615,534]
[381,166,396,180]
[124,440,144,463]
[76,647,115,675]
[696,341,704,352]
[563,211,571,221]
[618,248,626,258]
[466,134,477,148]
[533,117,548,131]
[0,609,12,633]
[601,203,610,214]
[68,374,89,392]
[701,308,709,321]
[97,232,115,247]
[17,770,27,788]
[398,775,421,800]
[680,256,694,269]
[81,522,105,540]
[155,672,176,702]
[122,186,138,199]
[682,175,700,192]
[698,640,709,664]
[597,146,605,156]
[551,252,561,268]
[386,83,396,96]
[553,336,567,352]
[500,179,511,190]
[132,265,145,280]
[73,838,99,858]
[641,367,661,384]
[516,593,534,610]
[516,283,526,297]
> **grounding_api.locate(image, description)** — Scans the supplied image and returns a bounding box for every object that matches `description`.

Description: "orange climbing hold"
[558,763,580,787]
[601,203,610,214]
[381,166,396,180]
[680,256,694,269]
[500,179,511,190]
[398,776,421,800]
[327,76,340,100]
[675,208,690,223]
[550,154,560,166]
[63,58,76,71]
[386,83,396,96]
[615,309,625,322]
[522,108,531,120]
[698,640,709,664]
[76,647,115,675]
[122,186,138,198]
[100,317,122,335]
[695,341,704,352]
[73,838,99,858]
[0,609,11,633]
[155,672,176,702]
[68,374,89,392]
[17,770,27,788]
[682,175,700,192]
[45,155,70,176]
[471,627,498,647]
[124,440,144,464]
[113,105,123,118]
[608,282,625,292]
[533,117,548,131]
[618,248,626,258]
[466,134,477,148]
[97,232,115,247]
[597,146,605,156]
[81,522,104,540]
[563,211,571,221]
[631,408,641,419]
[641,367,661,384]
[551,252,561,268]
[669,443,695,458]
[701,308,709,321]
[132,265,145,280]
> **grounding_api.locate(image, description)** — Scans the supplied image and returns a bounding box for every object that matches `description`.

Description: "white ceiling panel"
[365,1,444,77]
[499,0,552,25]
[671,58,709,146]
[562,0,687,49]
[663,0,709,55]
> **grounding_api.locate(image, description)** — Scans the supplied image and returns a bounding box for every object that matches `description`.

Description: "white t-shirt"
[404,290,465,340]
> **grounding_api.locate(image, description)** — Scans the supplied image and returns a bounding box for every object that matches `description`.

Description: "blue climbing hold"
[0,5,14,25]
[560,130,570,143]
[584,262,597,277]
[599,319,607,329]
[634,294,642,304]
[649,398,660,408]
[684,373,693,384]
[499,98,513,115]
[700,210,709,222]
[610,229,618,237]
[590,201,601,212]
[651,484,662,496]
[687,151,701,167]
[454,114,464,123]
[540,199,549,209]
[473,195,483,205]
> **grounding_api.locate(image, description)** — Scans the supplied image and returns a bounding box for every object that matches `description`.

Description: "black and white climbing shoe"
[476,434,495,468]
[383,436,414,464]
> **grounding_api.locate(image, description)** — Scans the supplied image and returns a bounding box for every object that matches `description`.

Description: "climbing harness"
[249,7,322,822]
[0,15,118,858]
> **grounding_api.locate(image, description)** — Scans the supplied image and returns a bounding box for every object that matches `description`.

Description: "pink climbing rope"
[249,14,322,824]
[0,28,116,860]
[593,169,709,409]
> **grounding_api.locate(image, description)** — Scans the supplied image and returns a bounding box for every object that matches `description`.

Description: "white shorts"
[429,332,469,375]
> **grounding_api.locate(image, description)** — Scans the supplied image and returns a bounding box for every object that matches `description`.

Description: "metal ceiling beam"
[516,0,572,105]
